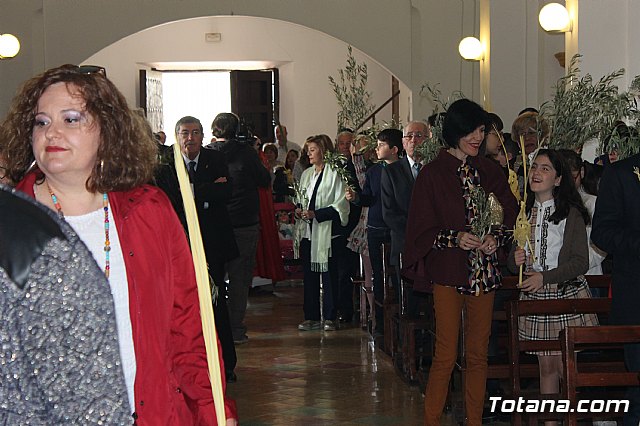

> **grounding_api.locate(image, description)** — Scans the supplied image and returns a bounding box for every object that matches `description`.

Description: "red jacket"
[17,172,237,425]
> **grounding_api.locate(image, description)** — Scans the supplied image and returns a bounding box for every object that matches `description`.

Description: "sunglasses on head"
[74,65,107,76]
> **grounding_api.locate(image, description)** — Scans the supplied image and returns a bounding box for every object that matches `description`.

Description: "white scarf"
[299,164,350,272]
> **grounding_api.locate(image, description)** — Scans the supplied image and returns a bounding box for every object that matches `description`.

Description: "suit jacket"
[592,153,640,325]
[380,156,415,264]
[156,149,239,263]
[207,139,271,228]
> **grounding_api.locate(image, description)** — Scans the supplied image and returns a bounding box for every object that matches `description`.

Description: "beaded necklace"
[46,181,111,278]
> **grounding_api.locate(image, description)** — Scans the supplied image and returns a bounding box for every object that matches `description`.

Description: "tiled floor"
[227,283,512,426]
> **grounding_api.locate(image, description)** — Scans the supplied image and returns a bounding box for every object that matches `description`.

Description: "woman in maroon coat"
[402,99,517,425]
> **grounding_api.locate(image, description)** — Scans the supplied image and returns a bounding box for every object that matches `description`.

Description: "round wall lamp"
[458,37,484,61]
[0,33,21,59]
[539,3,572,32]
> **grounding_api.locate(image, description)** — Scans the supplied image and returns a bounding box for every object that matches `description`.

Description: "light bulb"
[458,37,483,61]
[539,3,571,32]
[0,34,21,58]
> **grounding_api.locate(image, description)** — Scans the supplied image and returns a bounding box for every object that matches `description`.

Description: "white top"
[579,187,606,275]
[303,168,322,240]
[528,198,566,273]
[65,207,136,413]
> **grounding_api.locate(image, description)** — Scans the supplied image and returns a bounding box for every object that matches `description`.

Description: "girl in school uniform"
[509,149,598,425]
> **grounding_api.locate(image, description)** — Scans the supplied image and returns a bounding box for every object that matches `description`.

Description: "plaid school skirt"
[518,276,599,356]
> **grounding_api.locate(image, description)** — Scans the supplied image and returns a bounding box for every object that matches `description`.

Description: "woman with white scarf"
[297,135,350,332]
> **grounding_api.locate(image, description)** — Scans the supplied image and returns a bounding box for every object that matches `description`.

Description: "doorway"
[140,68,279,145]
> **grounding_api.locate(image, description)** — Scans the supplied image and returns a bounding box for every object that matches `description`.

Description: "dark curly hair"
[0,64,158,192]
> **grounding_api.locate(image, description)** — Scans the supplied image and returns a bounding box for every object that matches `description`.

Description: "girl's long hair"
[525,149,590,225]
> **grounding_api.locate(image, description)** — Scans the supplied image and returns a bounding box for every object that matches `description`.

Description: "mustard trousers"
[424,284,495,426]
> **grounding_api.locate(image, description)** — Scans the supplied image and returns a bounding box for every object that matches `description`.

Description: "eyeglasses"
[75,65,107,76]
[519,130,539,138]
[179,130,202,138]
[403,132,425,140]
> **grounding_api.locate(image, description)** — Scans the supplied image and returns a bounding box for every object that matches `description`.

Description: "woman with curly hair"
[0,64,237,425]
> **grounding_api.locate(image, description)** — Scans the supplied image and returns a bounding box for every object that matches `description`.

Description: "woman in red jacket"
[0,64,237,425]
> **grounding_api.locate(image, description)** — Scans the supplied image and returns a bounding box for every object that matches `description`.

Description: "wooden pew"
[486,276,525,381]
[561,325,640,426]
[506,297,612,425]
[396,286,433,384]
[487,275,611,383]
[379,242,399,357]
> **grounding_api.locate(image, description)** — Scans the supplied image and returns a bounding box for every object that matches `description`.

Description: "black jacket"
[207,140,271,228]
[155,148,239,263]
[592,153,640,325]
[380,156,415,264]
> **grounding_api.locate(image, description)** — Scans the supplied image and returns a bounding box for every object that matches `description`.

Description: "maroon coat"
[402,150,517,292]
[17,171,236,425]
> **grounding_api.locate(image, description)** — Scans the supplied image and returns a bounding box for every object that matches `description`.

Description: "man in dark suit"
[155,116,239,382]
[381,121,428,268]
[380,121,428,316]
[592,152,640,426]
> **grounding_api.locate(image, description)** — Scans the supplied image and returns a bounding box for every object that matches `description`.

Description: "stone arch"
[84,16,412,142]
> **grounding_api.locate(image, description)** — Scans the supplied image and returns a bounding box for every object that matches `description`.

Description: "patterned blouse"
[526,199,566,273]
[433,161,510,295]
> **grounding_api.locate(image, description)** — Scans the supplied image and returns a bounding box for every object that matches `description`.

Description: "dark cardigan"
[507,206,589,284]
[402,149,518,292]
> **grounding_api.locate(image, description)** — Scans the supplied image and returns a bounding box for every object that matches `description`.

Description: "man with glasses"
[380,121,428,304]
[156,116,240,382]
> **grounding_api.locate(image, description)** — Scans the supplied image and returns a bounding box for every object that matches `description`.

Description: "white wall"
[489,0,565,133]
[83,16,410,146]
[3,0,639,141]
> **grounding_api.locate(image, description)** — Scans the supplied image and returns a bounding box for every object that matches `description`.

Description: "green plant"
[356,120,404,155]
[540,54,640,157]
[415,83,465,164]
[328,45,375,131]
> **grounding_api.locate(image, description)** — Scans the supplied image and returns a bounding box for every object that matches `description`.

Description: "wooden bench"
[561,325,640,426]
[486,275,524,380]
[486,275,611,383]
[506,297,613,425]
[394,285,433,385]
